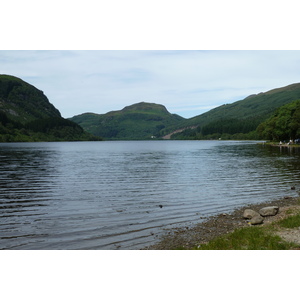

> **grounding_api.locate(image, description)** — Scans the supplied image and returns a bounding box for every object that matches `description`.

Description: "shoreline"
[143,196,300,250]
[264,142,300,148]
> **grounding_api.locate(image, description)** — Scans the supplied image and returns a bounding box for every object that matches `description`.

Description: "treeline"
[257,99,300,141]
[0,111,102,142]
[201,118,259,135]
[172,99,300,141]
[171,117,260,140]
[25,117,83,133]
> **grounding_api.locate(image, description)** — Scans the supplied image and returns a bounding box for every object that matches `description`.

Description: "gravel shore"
[143,196,300,250]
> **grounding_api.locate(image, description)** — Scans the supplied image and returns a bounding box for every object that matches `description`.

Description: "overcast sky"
[1,50,300,119]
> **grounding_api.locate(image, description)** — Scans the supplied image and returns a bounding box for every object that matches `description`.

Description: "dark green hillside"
[190,83,300,126]
[0,75,101,142]
[0,75,61,123]
[257,99,300,141]
[70,102,185,140]
[174,82,300,139]
[0,113,100,142]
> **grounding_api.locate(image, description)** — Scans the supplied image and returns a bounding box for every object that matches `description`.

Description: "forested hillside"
[0,75,101,142]
[70,102,185,140]
[0,75,61,122]
[3,74,300,142]
[70,82,300,141]
[171,83,300,140]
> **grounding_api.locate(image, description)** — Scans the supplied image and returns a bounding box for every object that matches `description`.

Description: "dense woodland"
[171,118,260,140]
[0,111,100,142]
[257,100,300,141]
[173,99,300,142]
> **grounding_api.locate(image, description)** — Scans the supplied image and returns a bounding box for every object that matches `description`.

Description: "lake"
[1,140,300,250]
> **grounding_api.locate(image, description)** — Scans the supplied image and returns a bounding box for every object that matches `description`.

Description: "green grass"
[189,199,300,250]
[196,226,297,250]
[277,214,300,229]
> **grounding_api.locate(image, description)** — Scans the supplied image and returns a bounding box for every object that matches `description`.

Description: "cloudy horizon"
[1,50,300,119]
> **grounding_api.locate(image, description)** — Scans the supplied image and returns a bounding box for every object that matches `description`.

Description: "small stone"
[259,206,279,217]
[243,209,259,219]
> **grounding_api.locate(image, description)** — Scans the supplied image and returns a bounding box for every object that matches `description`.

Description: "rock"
[243,209,259,219]
[291,186,296,190]
[249,215,264,225]
[259,206,279,217]
[243,208,264,225]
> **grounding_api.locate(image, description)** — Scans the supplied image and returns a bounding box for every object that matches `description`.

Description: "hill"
[69,102,185,140]
[171,82,300,139]
[0,75,61,123]
[70,82,300,140]
[0,75,101,142]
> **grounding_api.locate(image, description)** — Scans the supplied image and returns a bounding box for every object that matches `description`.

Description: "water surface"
[1,140,300,249]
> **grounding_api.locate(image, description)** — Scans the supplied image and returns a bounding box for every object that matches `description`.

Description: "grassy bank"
[195,221,298,250]
[194,201,300,250]
[145,197,300,250]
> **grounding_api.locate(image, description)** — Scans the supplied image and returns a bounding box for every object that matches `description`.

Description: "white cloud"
[1,50,300,118]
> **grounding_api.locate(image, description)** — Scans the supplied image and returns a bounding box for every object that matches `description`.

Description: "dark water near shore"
[1,140,300,250]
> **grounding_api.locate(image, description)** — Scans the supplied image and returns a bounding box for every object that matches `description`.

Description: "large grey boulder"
[249,215,264,225]
[243,209,259,219]
[259,206,279,217]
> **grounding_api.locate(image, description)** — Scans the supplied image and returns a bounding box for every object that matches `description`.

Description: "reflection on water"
[1,141,300,250]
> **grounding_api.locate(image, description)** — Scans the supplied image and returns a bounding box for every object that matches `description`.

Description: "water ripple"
[1,141,300,249]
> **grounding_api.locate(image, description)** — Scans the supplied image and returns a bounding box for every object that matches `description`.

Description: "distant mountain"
[190,82,300,125]
[70,83,300,140]
[0,75,101,142]
[69,102,185,140]
[171,82,300,139]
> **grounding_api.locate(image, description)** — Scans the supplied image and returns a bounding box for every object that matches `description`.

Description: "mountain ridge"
[69,102,184,140]
[170,82,300,139]
[70,82,300,140]
[2,73,300,141]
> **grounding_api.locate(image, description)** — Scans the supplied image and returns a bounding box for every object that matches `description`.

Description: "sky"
[2,50,300,119]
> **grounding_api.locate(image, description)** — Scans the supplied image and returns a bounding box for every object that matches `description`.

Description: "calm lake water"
[1,140,300,250]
